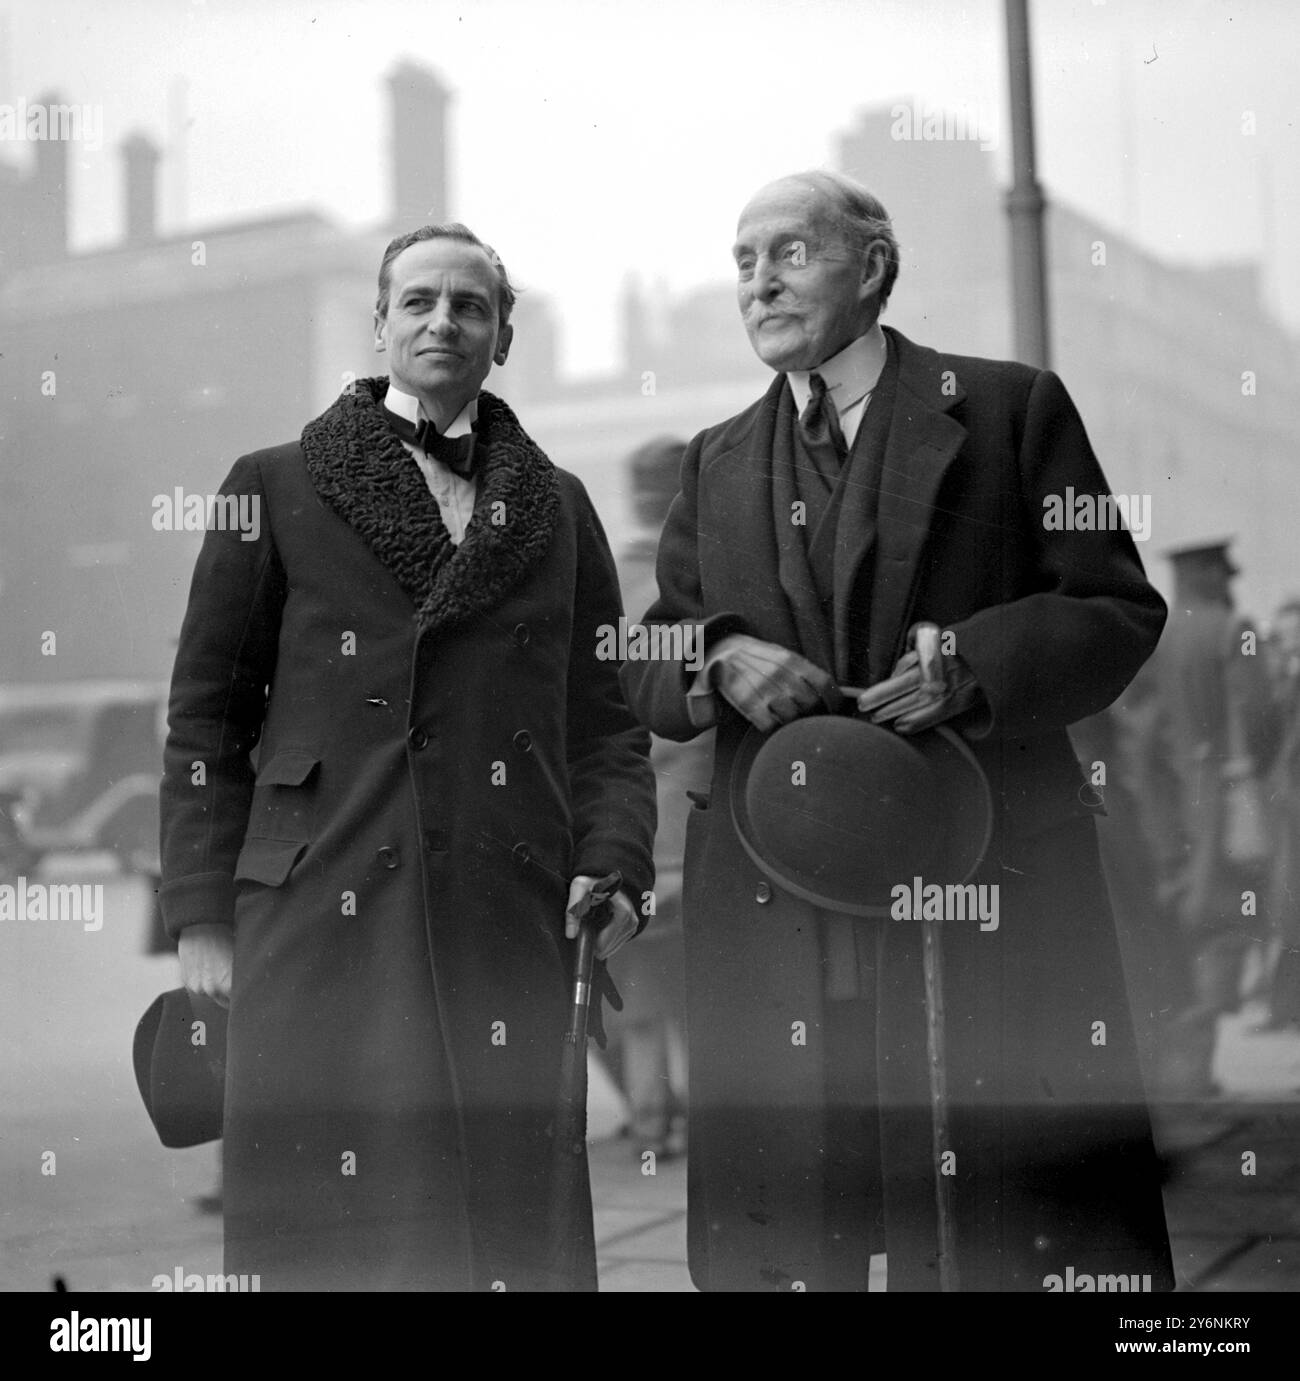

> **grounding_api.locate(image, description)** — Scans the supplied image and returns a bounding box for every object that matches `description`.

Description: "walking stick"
[913,622,960,1292]
[922,912,959,1292]
[555,897,600,1154]
[849,621,961,1290]
[548,869,621,1288]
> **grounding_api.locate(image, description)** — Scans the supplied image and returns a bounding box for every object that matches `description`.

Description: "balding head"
[733,170,898,373]
[741,171,900,307]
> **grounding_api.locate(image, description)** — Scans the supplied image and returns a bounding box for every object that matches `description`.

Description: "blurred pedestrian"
[1154,541,1277,1088]
[606,437,705,1159]
[1070,680,1192,1097]
[1263,599,1300,1029]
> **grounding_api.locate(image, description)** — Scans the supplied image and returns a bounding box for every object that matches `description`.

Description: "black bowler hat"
[730,714,994,917]
[132,988,227,1148]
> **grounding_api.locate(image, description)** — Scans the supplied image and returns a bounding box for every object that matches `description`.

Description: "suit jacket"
[620,327,1174,1292]
[159,378,656,1291]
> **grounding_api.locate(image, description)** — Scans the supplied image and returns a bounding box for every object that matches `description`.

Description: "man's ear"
[858,240,888,305]
[494,322,514,367]
[373,309,387,353]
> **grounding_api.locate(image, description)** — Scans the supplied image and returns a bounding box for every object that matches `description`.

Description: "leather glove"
[700,634,840,733]
[566,873,639,961]
[854,622,988,736]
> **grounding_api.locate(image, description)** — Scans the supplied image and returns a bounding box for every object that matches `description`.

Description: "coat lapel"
[849,329,968,685]
[300,378,560,639]
[704,375,805,654]
[825,343,900,683]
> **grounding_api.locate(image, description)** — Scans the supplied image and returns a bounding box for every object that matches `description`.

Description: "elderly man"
[161,223,656,1291]
[620,171,1175,1292]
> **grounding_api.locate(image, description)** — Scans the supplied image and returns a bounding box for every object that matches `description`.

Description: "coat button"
[755,881,772,904]
[512,729,532,753]
[513,623,530,646]
[377,845,400,869]
[408,726,429,750]
[512,841,531,865]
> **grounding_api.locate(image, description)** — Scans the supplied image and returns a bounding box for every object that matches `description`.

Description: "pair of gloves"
[687,623,988,736]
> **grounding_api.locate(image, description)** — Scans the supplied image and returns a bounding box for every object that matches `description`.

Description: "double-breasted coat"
[620,327,1176,1292]
[159,378,656,1291]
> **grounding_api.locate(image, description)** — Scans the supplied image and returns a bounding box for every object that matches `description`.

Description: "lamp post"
[1005,0,1051,369]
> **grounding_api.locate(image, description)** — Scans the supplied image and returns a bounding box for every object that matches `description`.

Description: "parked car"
[0,681,167,877]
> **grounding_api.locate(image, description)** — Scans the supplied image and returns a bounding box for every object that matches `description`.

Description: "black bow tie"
[384,406,479,480]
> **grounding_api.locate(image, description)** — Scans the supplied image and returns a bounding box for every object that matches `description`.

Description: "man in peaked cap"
[1152,540,1277,1090]
[620,169,1174,1292]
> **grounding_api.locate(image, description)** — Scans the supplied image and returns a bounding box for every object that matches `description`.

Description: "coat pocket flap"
[234,836,307,887]
[256,751,320,787]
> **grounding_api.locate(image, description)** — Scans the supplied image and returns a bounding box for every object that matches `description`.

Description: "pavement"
[2,864,1298,1293]
[1150,1005,1300,1293]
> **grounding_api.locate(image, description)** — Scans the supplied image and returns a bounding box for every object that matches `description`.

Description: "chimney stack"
[0,161,25,278]
[386,62,451,230]
[28,90,69,264]
[121,131,161,245]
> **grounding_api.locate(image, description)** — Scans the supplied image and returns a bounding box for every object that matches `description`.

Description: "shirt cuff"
[686,670,720,729]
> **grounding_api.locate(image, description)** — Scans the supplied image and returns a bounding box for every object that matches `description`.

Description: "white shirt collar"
[787,322,888,417]
[384,381,478,438]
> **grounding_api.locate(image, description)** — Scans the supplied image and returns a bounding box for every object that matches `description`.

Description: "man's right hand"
[178,923,234,1010]
[706,634,839,733]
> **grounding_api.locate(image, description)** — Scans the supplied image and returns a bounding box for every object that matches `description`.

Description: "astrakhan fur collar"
[301,377,560,636]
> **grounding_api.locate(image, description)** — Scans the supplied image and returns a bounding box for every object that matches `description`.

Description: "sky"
[3,0,1297,375]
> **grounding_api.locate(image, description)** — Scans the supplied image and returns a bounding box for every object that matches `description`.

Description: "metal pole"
[1004,0,1051,369]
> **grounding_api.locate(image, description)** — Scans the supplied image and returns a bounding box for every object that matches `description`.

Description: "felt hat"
[730,713,994,917]
[133,987,227,1148]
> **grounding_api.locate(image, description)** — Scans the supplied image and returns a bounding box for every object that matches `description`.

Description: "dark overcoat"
[620,327,1176,1292]
[159,378,655,1292]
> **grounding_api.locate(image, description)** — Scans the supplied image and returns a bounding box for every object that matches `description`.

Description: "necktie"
[384,407,478,480]
[800,372,848,463]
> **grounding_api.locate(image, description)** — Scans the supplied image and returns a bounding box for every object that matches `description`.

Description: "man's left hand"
[855,622,986,735]
[566,875,639,960]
